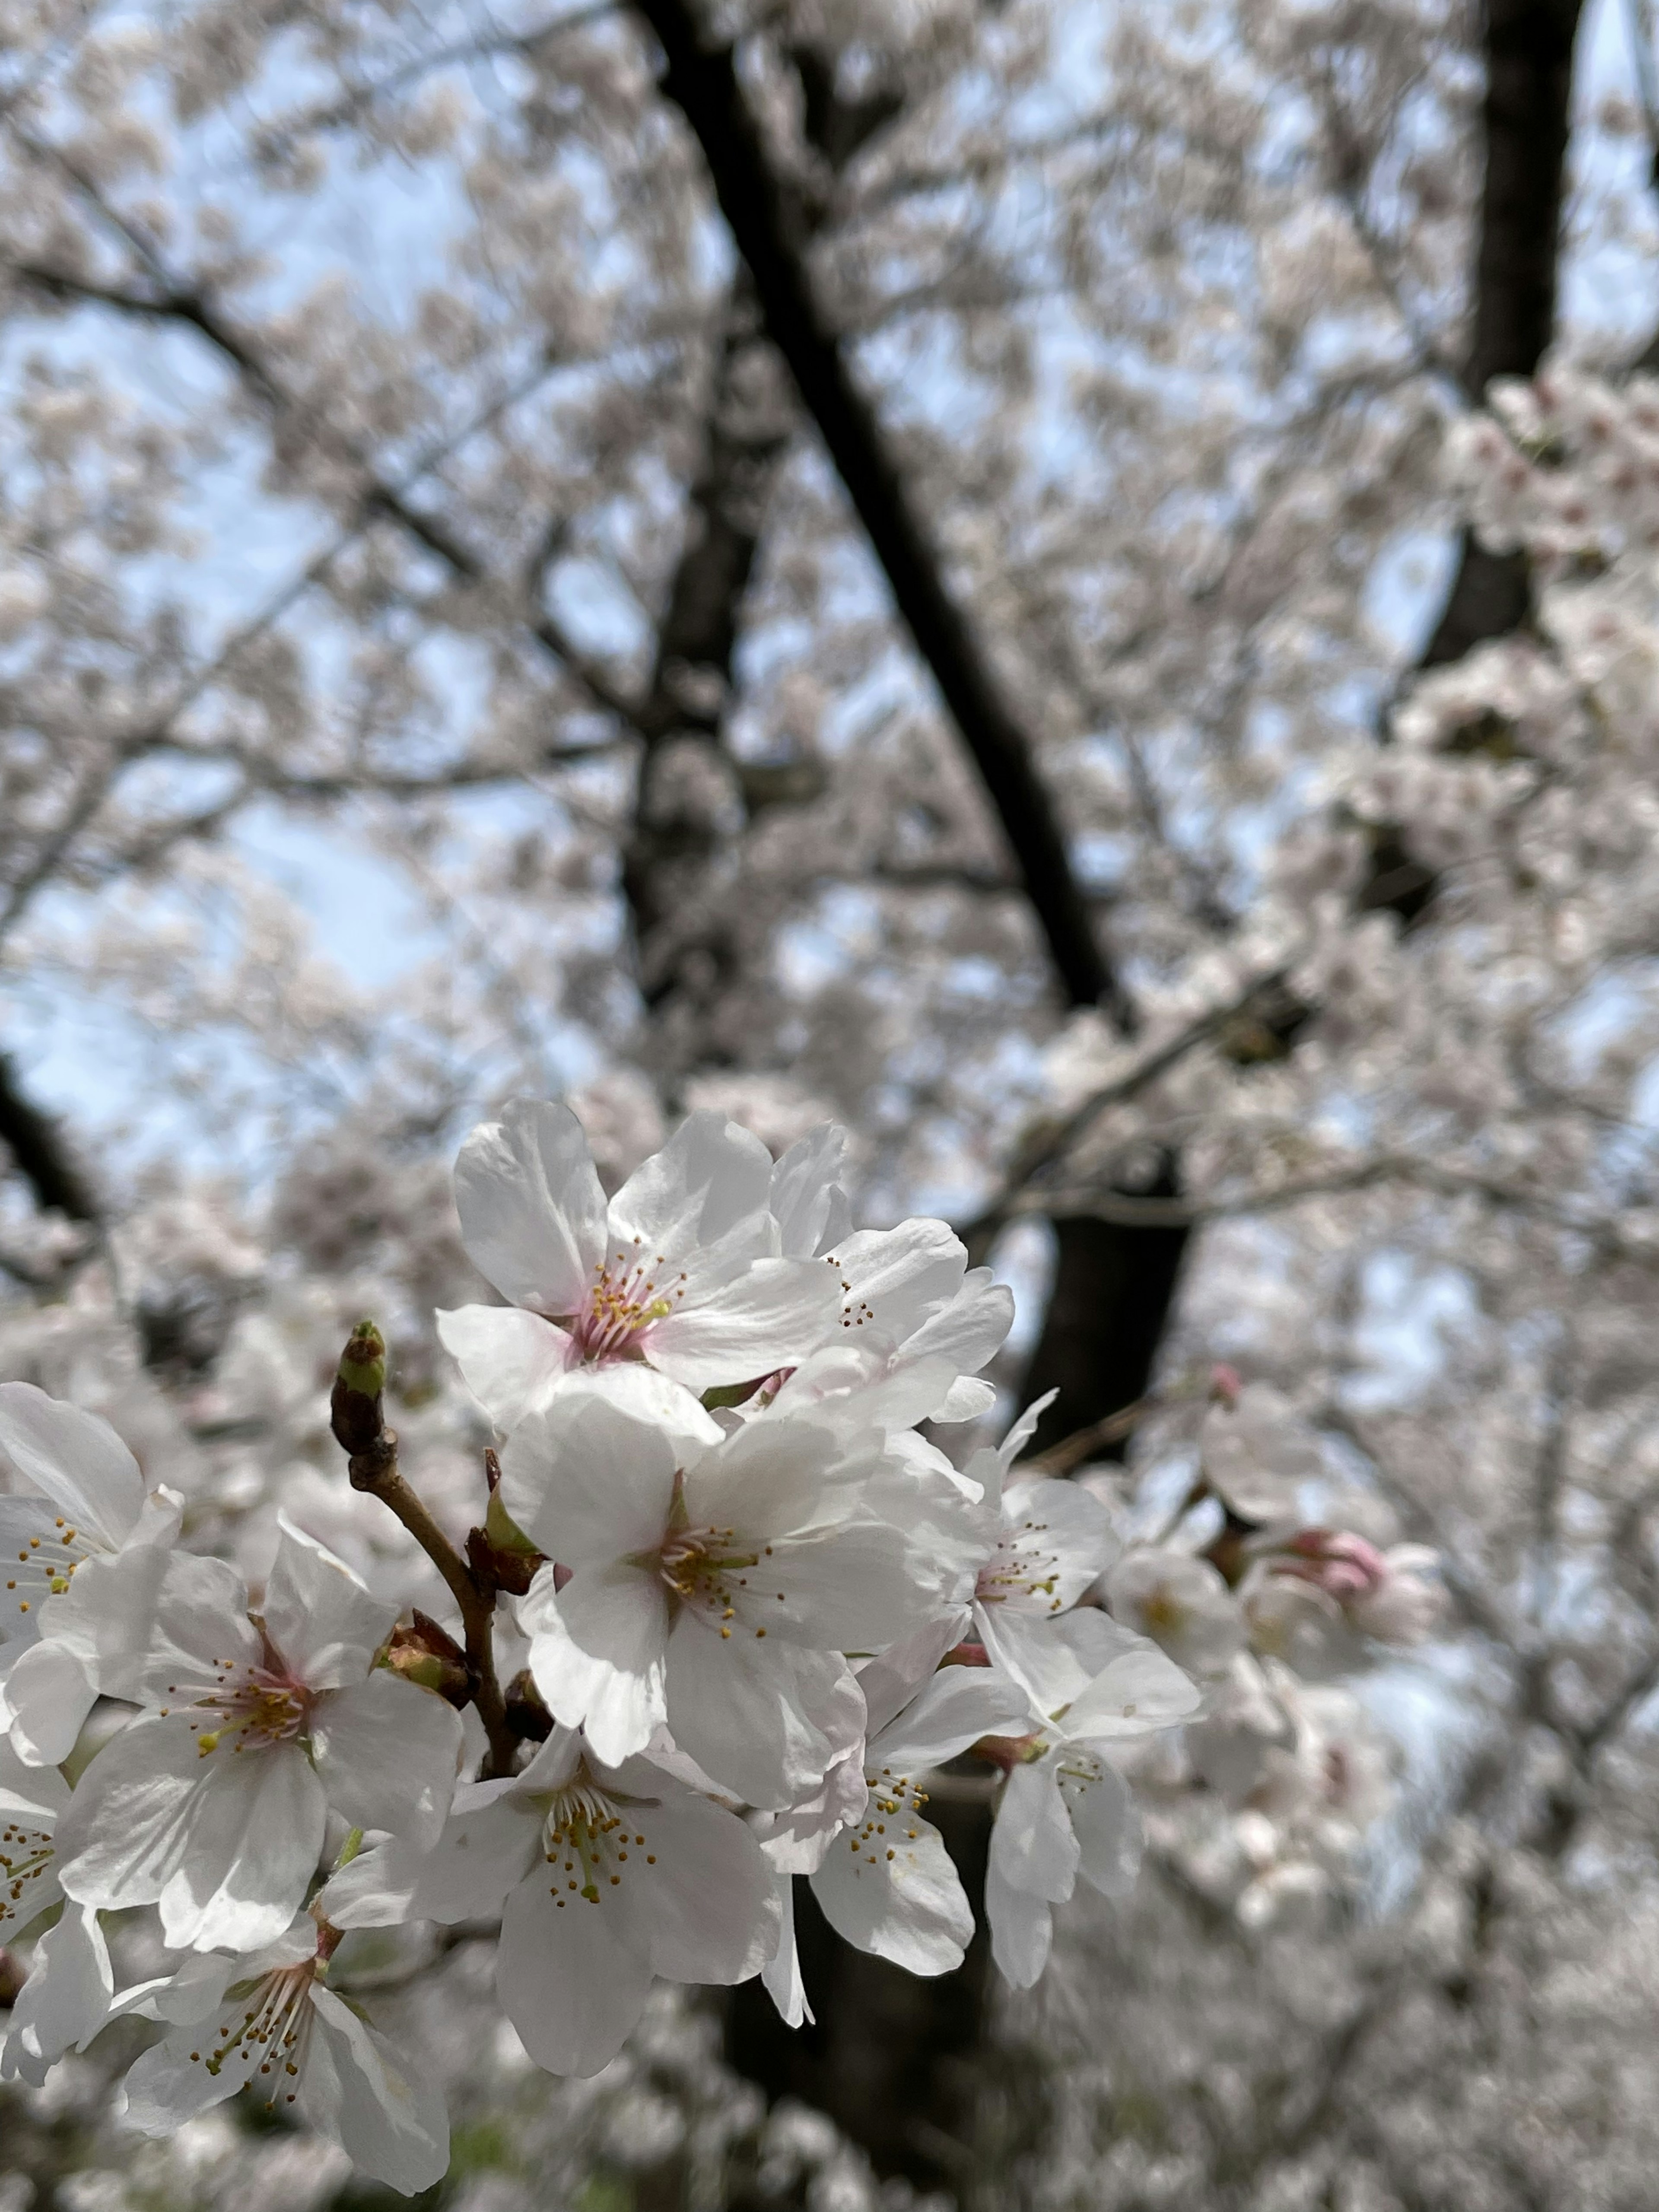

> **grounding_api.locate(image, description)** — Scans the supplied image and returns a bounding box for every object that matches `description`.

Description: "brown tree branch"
[0,1055,99,1222]
[630,0,1118,1019]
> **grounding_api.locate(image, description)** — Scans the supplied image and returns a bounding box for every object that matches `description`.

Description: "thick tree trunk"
[0,1055,98,1223]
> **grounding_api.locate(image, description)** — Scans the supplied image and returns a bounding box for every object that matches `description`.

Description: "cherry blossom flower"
[53,1519,463,1951]
[437,1101,840,1427]
[505,1377,962,1805]
[1105,1548,1246,1678]
[0,1382,184,1763]
[116,1917,448,2195]
[980,1609,1202,1987]
[806,1622,1030,1976]
[383,1726,779,2079]
[0,1733,66,1941]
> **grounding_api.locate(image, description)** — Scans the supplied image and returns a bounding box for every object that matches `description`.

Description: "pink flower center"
[566,1243,688,1363]
[164,1656,315,1758]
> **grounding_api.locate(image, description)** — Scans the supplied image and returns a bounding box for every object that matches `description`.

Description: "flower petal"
[769,1125,850,1258]
[310,1670,463,1847]
[0,1382,143,1552]
[56,1716,326,1953]
[984,1855,1053,1989]
[436,1303,572,1430]
[868,1665,1031,1774]
[495,1869,654,2078]
[500,1381,681,1564]
[665,1624,864,1810]
[264,1517,395,1691]
[604,1776,778,1984]
[760,1867,814,2027]
[810,1810,972,1977]
[988,1760,1077,1904]
[454,1097,608,1314]
[645,1259,841,1389]
[0,1904,111,2087]
[523,1562,669,1768]
[1062,1754,1143,1898]
[305,1984,450,2196]
[609,1110,773,1256]
[1063,1638,1202,1739]
[408,1782,542,1925]
[1,1635,97,1766]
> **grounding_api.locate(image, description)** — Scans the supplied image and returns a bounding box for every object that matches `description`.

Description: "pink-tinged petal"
[523,1563,669,1767]
[626,1786,779,1984]
[984,1856,1053,1989]
[0,1382,143,1551]
[454,1098,608,1314]
[437,1303,571,1429]
[499,1382,681,1564]
[645,1259,840,1390]
[988,1760,1077,1904]
[810,1809,972,1977]
[495,1870,654,2078]
[264,1516,395,1691]
[56,1716,326,1953]
[310,1670,463,1847]
[664,1623,864,1811]
[305,1985,450,2195]
[1,1636,97,1765]
[609,1110,773,1257]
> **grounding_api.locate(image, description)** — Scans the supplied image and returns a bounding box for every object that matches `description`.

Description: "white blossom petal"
[310,1670,464,1847]
[56,1716,326,1952]
[665,1625,864,1810]
[984,1855,1053,1989]
[810,1807,972,1976]
[454,1097,609,1314]
[0,1904,111,2087]
[0,1383,143,1553]
[304,1984,450,2196]
[495,1867,655,2078]
[524,1561,670,1767]
[989,1760,1078,1903]
[263,1517,397,1691]
[435,1304,572,1430]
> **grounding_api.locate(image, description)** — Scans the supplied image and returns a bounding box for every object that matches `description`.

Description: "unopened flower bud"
[384,1617,471,1706]
[331,1321,387,1457]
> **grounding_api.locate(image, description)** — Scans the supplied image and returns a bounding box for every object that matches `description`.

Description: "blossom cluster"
[0,1102,1435,2190]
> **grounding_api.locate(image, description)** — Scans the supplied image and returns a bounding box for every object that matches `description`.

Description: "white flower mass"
[0,1100,1434,2189]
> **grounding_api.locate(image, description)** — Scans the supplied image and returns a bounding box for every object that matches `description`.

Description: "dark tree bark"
[0,1055,99,1224]
[631,0,1116,1018]
[1422,0,1584,667]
